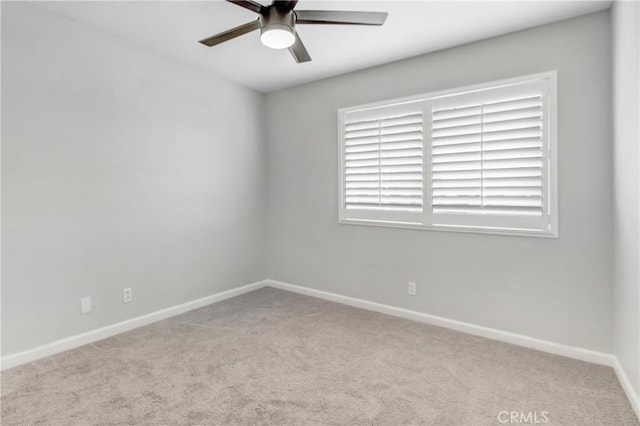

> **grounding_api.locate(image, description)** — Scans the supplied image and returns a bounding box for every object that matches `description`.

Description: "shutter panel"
[344,103,423,213]
[431,83,546,218]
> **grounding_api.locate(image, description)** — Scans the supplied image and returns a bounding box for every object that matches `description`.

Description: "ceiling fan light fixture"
[198,0,388,64]
[260,24,295,49]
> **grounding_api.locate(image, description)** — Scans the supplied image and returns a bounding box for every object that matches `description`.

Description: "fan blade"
[274,0,298,12]
[199,19,261,47]
[295,10,388,26]
[226,0,266,15]
[288,32,311,63]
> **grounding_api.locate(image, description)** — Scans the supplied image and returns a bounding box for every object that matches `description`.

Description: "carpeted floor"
[1,287,638,425]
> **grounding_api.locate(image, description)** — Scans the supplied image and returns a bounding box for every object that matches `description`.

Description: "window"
[338,72,557,237]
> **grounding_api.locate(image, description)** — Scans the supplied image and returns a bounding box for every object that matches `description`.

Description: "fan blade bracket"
[295,10,388,26]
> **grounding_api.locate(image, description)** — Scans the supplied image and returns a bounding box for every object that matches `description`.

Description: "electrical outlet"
[408,281,417,296]
[123,288,132,303]
[80,297,92,314]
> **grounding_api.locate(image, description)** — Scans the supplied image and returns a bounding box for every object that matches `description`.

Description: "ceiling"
[36,1,611,93]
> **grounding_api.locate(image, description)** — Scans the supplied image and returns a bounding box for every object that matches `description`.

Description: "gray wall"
[1,3,266,356]
[265,12,614,352]
[612,0,640,400]
[2,3,624,364]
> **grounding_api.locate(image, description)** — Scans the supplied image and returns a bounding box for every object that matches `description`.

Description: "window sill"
[338,218,558,239]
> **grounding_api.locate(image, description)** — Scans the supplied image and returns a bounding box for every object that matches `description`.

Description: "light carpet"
[1,287,638,425]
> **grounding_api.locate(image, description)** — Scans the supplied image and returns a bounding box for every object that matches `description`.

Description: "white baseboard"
[0,280,267,371]
[0,278,615,370]
[265,279,614,366]
[613,357,640,419]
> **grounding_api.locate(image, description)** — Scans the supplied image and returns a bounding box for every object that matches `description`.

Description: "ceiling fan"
[198,0,388,63]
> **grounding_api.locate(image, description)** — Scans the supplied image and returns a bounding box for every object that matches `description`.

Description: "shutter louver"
[431,93,545,217]
[344,108,423,212]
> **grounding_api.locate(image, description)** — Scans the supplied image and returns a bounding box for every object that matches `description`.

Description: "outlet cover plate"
[123,288,132,303]
[80,297,92,314]
[408,281,417,296]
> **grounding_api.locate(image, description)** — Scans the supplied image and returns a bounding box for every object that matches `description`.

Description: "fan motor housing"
[260,8,295,34]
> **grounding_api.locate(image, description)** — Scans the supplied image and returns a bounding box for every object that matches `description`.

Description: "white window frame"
[338,71,558,238]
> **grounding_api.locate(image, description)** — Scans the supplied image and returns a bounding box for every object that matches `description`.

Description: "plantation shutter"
[339,73,556,236]
[342,101,424,223]
[429,79,552,231]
